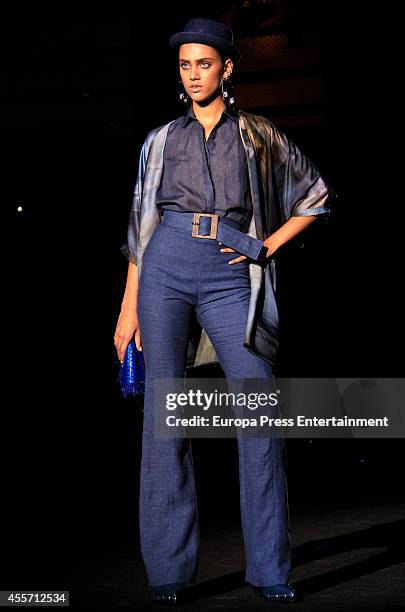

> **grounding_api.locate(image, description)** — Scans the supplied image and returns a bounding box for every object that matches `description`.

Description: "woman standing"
[114,17,334,605]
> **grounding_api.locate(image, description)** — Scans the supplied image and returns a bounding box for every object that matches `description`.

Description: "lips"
[190,85,202,91]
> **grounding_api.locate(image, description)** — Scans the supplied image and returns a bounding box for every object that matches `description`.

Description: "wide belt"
[161,210,266,262]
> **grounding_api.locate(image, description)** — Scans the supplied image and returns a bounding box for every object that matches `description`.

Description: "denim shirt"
[120,110,336,369]
[155,103,253,230]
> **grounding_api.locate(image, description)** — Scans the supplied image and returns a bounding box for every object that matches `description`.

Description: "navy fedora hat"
[169,17,241,63]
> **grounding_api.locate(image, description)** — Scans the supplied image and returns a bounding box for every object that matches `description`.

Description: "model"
[114,17,335,606]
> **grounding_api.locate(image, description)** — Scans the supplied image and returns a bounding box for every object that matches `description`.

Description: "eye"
[179,61,211,69]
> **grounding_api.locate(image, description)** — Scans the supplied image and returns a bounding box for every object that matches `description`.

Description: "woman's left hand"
[219,245,248,264]
[219,243,273,264]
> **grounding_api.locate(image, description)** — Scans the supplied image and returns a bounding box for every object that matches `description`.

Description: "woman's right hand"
[114,305,142,364]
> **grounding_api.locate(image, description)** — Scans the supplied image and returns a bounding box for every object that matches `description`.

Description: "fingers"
[219,246,248,265]
[219,246,248,264]
[228,255,248,264]
[135,329,143,352]
[117,339,129,364]
[114,330,133,363]
[114,325,142,365]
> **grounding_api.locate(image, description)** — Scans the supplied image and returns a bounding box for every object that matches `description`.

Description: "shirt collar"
[181,103,238,127]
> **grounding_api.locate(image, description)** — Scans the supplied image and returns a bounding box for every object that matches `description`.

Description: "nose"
[190,67,200,81]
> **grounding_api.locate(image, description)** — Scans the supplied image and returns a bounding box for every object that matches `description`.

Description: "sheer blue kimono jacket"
[121,110,336,369]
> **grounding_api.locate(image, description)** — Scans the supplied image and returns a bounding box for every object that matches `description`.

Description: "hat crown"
[182,18,234,44]
[168,17,241,63]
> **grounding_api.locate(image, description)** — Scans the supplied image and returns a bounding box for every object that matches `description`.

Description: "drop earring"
[221,75,236,112]
[176,78,188,105]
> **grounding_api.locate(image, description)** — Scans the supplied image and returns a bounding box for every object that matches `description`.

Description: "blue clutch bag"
[118,340,145,398]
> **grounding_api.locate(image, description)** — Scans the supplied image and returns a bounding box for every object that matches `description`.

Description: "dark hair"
[218,50,235,67]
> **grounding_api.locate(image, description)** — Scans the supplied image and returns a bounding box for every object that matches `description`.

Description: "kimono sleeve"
[120,138,149,265]
[271,124,336,221]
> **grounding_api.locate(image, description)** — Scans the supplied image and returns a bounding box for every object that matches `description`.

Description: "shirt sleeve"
[120,137,150,265]
[270,123,337,222]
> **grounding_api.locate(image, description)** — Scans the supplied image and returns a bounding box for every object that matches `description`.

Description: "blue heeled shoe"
[251,582,297,602]
[150,582,186,605]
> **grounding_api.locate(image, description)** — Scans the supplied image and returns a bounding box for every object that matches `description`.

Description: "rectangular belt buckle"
[192,212,219,239]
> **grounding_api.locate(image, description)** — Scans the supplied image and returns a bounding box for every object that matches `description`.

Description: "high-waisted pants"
[137,211,291,587]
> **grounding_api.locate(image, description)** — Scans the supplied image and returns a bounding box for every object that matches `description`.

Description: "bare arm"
[122,260,139,309]
[224,215,318,263]
[114,261,142,362]
[263,215,318,256]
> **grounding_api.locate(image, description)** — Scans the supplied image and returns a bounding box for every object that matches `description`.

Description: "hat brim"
[169,32,241,63]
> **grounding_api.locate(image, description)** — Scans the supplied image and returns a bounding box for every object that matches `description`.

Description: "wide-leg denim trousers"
[137,211,291,587]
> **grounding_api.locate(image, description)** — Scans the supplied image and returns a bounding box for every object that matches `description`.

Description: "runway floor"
[67,494,405,611]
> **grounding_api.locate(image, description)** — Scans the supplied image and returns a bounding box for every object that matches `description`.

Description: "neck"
[192,90,226,125]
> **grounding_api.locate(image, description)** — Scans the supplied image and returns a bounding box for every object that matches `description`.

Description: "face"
[178,43,232,102]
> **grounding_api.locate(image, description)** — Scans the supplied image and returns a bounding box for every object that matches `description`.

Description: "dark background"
[2,0,403,598]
